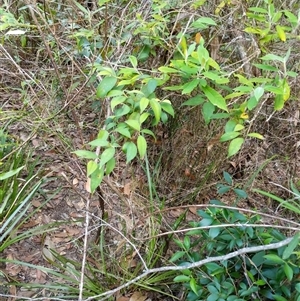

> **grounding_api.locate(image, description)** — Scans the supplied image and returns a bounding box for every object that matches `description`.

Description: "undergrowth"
[0,0,300,300]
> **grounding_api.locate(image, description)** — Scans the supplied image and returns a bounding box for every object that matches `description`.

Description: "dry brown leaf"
[129,291,147,301]
[72,197,85,210]
[8,285,16,301]
[66,226,81,236]
[42,236,55,263]
[70,211,84,218]
[22,218,40,228]
[169,209,184,218]
[85,178,91,193]
[72,178,79,186]
[31,138,40,148]
[123,182,132,196]
[188,206,198,216]
[32,200,42,207]
[36,269,47,283]
[116,296,129,301]
[6,254,21,277]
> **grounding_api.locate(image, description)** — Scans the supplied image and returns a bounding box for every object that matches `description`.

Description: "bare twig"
[84,236,295,301]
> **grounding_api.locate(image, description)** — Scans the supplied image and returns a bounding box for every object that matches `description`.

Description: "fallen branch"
[85,235,296,301]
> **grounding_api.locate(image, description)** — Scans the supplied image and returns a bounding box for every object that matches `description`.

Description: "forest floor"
[1,1,300,300]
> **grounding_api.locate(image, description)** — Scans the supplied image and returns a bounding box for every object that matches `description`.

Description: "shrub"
[171,200,300,301]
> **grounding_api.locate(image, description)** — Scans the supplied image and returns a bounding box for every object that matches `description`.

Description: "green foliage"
[158,33,296,157]
[0,129,16,159]
[73,0,298,191]
[75,62,174,192]
[171,200,300,301]
[216,172,248,203]
[245,0,299,48]
[0,142,42,250]
[253,180,300,215]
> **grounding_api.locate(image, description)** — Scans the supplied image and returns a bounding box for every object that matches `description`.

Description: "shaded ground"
[1,1,300,300]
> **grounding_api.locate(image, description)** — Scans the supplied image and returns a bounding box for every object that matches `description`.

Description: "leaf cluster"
[171,200,300,301]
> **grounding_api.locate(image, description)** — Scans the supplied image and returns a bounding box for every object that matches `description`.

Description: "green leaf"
[282,79,290,101]
[182,79,200,94]
[140,112,150,124]
[105,157,115,175]
[225,120,237,132]
[73,150,98,160]
[149,98,161,125]
[287,71,298,77]
[73,0,89,14]
[123,141,137,163]
[244,26,264,34]
[173,274,190,282]
[183,236,191,250]
[261,54,284,63]
[99,147,115,168]
[247,132,264,139]
[202,101,215,124]
[182,95,205,106]
[235,74,253,86]
[0,166,24,180]
[139,97,149,113]
[282,233,300,260]
[190,277,199,296]
[158,66,179,73]
[179,35,188,57]
[90,166,104,193]
[87,160,98,177]
[89,139,110,147]
[107,89,123,97]
[276,25,286,42]
[254,87,264,101]
[284,11,298,25]
[255,279,266,286]
[223,171,232,185]
[264,254,285,264]
[203,71,226,82]
[169,251,186,262]
[205,262,222,271]
[141,129,156,139]
[217,184,231,194]
[284,263,293,281]
[115,126,131,139]
[207,58,221,71]
[228,137,244,157]
[143,79,157,97]
[265,85,284,94]
[220,131,240,142]
[202,85,228,112]
[274,94,284,111]
[273,296,288,301]
[209,227,221,239]
[192,17,216,29]
[129,55,137,68]
[234,124,244,131]
[111,96,127,111]
[125,119,140,132]
[96,76,117,98]
[137,135,147,159]
[253,63,278,71]
[97,129,109,140]
[247,96,258,110]
[161,100,174,117]
[199,217,213,226]
[234,188,248,198]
